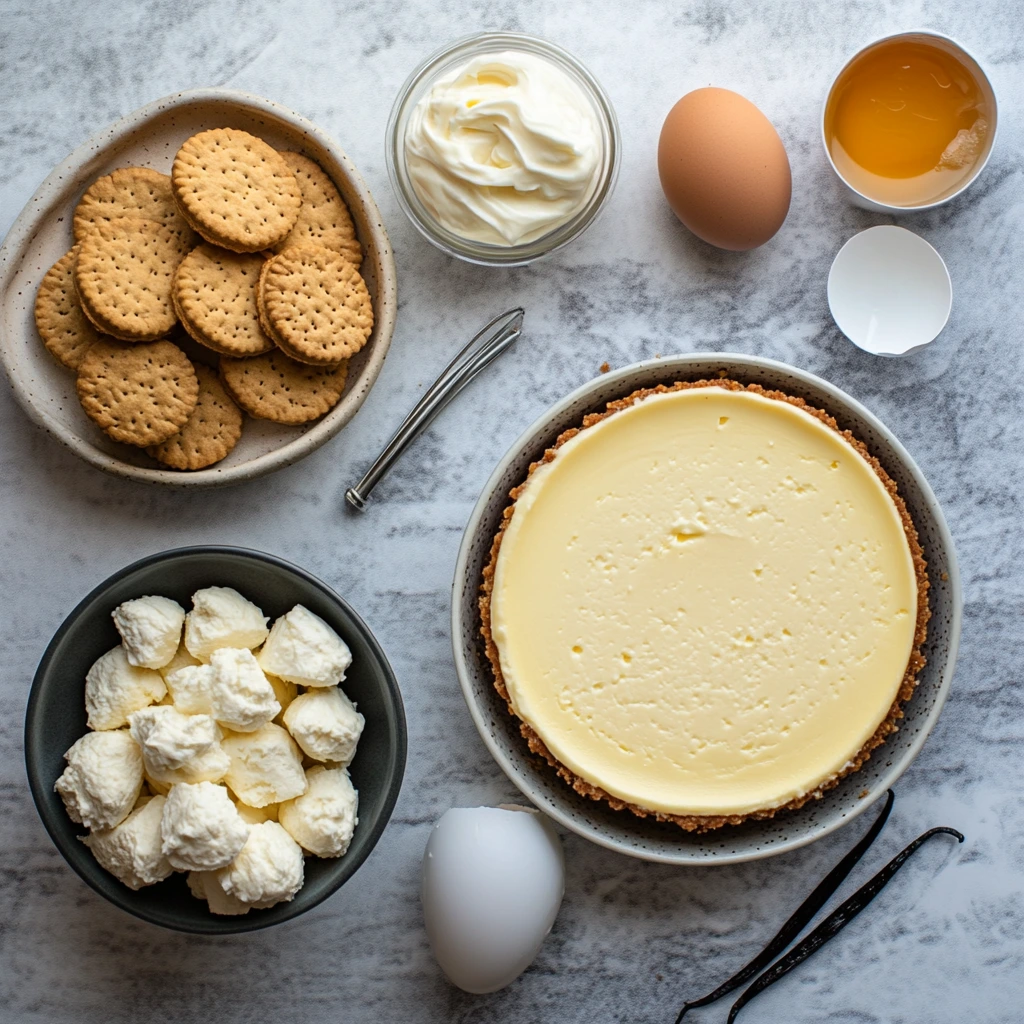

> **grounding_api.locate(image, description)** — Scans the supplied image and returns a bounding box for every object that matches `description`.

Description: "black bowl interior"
[25,546,407,933]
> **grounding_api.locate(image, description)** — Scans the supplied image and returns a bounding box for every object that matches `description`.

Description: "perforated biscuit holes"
[261,244,373,365]
[75,339,198,447]
[272,152,360,260]
[170,128,301,252]
[73,217,189,341]
[147,364,243,470]
[219,350,348,426]
[34,246,104,370]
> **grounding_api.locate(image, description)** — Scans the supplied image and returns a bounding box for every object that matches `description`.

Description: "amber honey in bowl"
[824,34,995,208]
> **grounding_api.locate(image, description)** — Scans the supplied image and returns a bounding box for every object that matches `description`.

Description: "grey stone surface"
[1,2,1021,1021]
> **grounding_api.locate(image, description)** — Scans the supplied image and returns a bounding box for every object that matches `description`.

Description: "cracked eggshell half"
[827,224,952,355]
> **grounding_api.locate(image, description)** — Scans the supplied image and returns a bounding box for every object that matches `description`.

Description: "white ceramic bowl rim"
[452,353,962,865]
[820,30,999,213]
[0,88,398,487]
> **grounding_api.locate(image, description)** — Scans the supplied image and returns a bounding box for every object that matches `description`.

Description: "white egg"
[421,805,565,993]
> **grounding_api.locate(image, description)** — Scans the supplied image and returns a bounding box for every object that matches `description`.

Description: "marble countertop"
[2,2,1022,1021]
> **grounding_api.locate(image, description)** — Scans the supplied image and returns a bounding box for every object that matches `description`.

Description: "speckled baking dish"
[0,88,397,486]
[452,353,961,865]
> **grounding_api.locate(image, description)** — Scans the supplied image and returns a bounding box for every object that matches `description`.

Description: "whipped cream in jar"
[387,33,620,265]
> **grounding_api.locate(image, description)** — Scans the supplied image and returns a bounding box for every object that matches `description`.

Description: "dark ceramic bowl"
[25,546,407,933]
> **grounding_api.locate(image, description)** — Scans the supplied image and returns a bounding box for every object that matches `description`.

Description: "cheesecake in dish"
[480,381,929,831]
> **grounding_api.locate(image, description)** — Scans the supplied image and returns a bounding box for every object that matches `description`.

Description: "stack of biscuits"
[34,128,374,471]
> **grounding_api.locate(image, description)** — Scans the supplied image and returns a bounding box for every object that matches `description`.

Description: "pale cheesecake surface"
[489,386,920,819]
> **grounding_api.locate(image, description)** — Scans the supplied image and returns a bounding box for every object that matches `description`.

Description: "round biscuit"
[74,217,191,342]
[171,128,301,253]
[219,349,348,425]
[271,152,362,266]
[262,245,373,365]
[76,338,199,446]
[173,244,274,357]
[73,167,196,245]
[34,246,107,370]
[147,363,243,470]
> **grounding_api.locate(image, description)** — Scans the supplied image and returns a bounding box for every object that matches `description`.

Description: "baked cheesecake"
[480,381,929,831]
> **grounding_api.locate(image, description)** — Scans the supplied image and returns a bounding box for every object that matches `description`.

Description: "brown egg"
[658,88,792,251]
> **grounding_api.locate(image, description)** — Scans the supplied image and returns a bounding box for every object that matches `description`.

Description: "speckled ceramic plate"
[452,354,961,865]
[0,89,397,486]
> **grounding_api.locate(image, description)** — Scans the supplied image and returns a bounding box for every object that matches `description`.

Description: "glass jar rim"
[385,32,621,267]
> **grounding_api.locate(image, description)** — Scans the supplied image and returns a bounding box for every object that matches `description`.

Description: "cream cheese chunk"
[207,648,280,732]
[222,722,307,808]
[184,587,269,662]
[82,794,174,889]
[128,705,229,784]
[257,604,352,687]
[112,596,185,669]
[188,869,251,916]
[85,646,166,731]
[215,821,304,908]
[160,781,250,871]
[159,643,201,684]
[266,674,297,720]
[55,729,144,831]
[490,387,919,818]
[279,766,358,858]
[149,742,229,785]
[164,663,215,715]
[234,800,279,825]
[281,686,363,764]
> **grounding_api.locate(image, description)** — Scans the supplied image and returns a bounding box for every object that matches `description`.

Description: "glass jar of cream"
[386,33,620,266]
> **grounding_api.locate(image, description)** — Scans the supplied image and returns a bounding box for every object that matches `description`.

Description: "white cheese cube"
[112,596,185,670]
[85,646,166,731]
[160,781,249,871]
[55,729,143,831]
[222,723,306,808]
[279,766,358,858]
[184,587,269,662]
[208,648,280,732]
[215,821,304,908]
[82,794,173,889]
[257,604,351,687]
[281,686,364,765]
